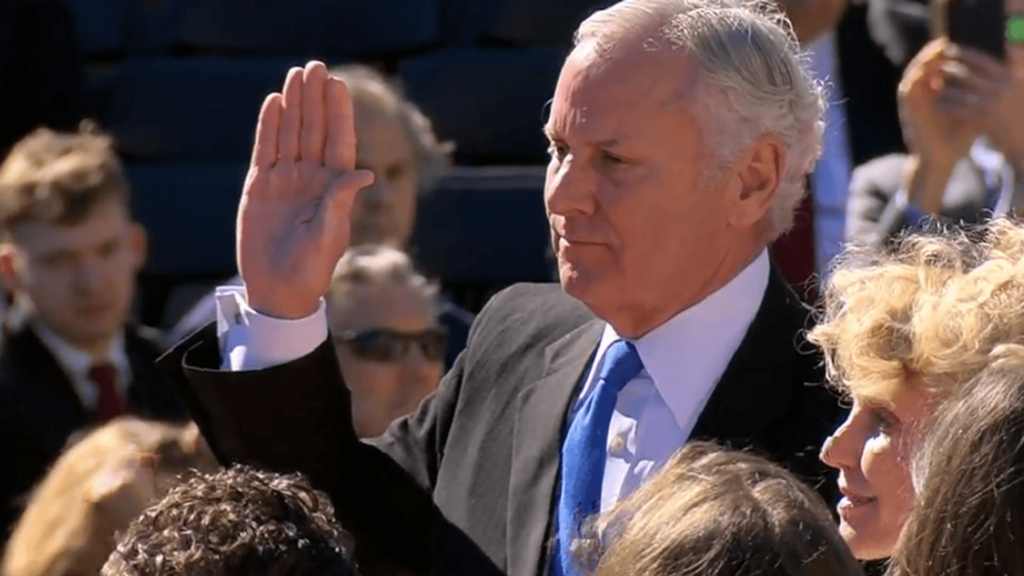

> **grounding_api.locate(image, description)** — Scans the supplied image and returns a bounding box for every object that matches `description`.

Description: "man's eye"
[600,151,624,166]
[548,143,568,160]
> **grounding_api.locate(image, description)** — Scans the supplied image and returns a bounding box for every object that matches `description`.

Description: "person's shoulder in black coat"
[0,321,186,542]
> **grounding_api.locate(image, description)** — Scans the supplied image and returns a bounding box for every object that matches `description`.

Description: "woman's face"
[820,376,933,560]
[328,281,445,438]
[351,102,420,248]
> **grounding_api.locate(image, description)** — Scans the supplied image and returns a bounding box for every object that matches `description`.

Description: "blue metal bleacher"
[168,0,444,60]
[464,0,615,47]
[398,48,563,165]
[126,163,244,278]
[91,57,301,163]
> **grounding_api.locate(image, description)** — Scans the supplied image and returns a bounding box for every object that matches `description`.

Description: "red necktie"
[89,362,125,422]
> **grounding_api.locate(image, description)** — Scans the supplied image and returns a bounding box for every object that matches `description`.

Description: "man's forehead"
[546,49,697,141]
[13,215,125,254]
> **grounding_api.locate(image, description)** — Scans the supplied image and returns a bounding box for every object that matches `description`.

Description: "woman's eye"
[870,408,898,432]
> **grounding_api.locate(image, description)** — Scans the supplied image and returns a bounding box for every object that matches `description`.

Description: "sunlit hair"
[0,122,130,239]
[101,466,358,576]
[574,0,825,237]
[888,344,1024,576]
[328,244,439,316]
[578,442,865,576]
[808,218,1024,403]
[1,417,216,576]
[327,64,454,193]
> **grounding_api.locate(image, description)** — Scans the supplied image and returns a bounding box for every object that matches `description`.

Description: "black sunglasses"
[335,327,448,363]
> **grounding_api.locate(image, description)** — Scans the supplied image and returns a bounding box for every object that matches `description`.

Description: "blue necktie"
[553,340,644,576]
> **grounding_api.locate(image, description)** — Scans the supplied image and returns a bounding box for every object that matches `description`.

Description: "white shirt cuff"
[215,285,329,371]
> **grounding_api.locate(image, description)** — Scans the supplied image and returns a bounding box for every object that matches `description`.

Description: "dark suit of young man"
[0,323,186,541]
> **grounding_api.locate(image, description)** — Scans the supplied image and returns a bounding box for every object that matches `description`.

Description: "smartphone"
[933,0,1007,61]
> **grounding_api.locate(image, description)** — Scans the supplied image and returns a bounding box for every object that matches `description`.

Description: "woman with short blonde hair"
[813,218,1024,561]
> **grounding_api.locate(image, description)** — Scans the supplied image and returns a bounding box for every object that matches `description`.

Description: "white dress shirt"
[806,31,854,281]
[569,249,769,511]
[216,249,770,511]
[32,322,131,410]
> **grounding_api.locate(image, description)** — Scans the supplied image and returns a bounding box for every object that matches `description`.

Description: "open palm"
[238,61,375,319]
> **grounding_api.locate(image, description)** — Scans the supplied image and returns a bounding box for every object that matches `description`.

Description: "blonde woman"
[2,418,217,576]
[812,218,1024,561]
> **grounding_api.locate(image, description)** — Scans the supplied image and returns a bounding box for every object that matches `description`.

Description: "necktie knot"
[598,340,643,394]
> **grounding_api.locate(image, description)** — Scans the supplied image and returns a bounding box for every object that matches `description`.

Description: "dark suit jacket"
[159,275,842,576]
[845,153,1022,248]
[0,323,188,540]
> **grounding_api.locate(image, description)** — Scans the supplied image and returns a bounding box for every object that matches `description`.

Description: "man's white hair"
[575,0,826,238]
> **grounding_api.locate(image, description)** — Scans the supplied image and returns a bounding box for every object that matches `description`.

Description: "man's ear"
[129,222,148,272]
[0,244,25,294]
[726,133,786,229]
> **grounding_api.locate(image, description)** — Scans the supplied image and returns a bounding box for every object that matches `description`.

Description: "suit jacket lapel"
[689,270,804,447]
[506,319,603,576]
[18,327,90,427]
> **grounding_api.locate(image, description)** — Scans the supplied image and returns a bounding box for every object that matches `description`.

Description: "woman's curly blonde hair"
[808,218,1024,403]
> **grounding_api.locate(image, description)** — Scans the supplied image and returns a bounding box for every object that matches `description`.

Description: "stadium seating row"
[67,0,616,60]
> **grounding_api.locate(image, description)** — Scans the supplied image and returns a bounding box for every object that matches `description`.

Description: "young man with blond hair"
[0,124,186,540]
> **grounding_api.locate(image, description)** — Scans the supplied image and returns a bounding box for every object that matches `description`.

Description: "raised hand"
[238,61,375,319]
[898,39,990,167]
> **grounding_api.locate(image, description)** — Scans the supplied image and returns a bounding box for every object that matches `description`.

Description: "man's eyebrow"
[542,126,621,148]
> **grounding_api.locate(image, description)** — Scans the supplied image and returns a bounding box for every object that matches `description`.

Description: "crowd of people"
[2,0,1024,575]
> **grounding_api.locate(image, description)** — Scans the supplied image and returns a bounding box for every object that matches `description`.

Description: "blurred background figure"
[846,0,1024,248]
[326,245,446,439]
[1,417,217,576]
[100,466,359,576]
[167,64,472,369]
[889,346,1024,576]
[581,442,864,576]
[0,125,187,542]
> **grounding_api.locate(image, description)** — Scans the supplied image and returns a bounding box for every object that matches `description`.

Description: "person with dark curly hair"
[99,465,360,576]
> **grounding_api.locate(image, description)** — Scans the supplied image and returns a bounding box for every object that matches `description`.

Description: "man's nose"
[74,259,105,292]
[545,155,597,217]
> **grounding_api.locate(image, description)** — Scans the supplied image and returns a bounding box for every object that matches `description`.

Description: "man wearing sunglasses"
[160,2,843,576]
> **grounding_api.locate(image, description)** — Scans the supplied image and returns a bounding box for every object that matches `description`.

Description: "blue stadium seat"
[126,163,244,278]
[92,58,299,163]
[65,0,132,58]
[398,48,563,165]
[65,0,178,58]
[411,166,553,290]
[168,0,443,60]
[463,0,615,47]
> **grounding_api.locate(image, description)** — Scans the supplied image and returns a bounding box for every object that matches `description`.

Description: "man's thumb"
[317,169,375,236]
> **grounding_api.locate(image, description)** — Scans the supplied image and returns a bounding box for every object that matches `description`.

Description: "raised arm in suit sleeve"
[157,286,515,576]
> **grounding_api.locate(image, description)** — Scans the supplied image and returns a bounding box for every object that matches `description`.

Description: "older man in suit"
[161,2,843,575]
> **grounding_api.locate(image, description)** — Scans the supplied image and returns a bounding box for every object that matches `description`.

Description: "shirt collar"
[596,248,771,430]
[32,321,131,408]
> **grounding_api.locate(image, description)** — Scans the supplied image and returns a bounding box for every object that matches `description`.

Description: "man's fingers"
[279,67,304,162]
[251,92,283,167]
[301,61,328,166]
[947,44,1011,81]
[325,76,357,171]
